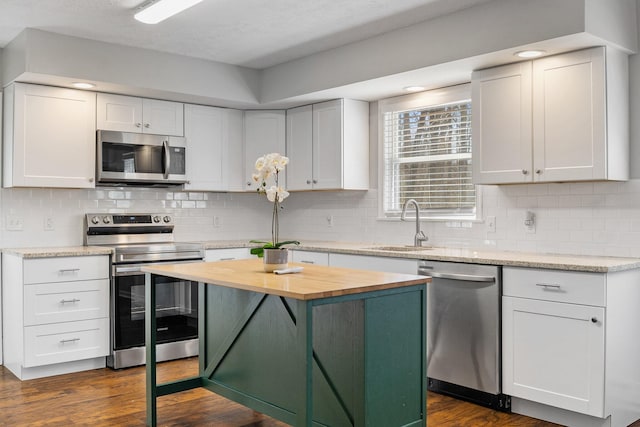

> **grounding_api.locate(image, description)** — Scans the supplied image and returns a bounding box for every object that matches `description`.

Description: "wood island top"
[141,258,430,300]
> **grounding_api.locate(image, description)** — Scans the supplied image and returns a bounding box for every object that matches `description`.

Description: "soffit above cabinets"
[1,0,636,109]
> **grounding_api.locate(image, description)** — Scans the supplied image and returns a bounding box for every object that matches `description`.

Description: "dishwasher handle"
[419,268,496,283]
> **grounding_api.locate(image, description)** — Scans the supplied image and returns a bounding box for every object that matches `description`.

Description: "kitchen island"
[142,259,430,427]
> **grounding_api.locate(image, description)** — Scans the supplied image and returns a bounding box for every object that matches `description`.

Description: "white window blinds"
[379,84,476,219]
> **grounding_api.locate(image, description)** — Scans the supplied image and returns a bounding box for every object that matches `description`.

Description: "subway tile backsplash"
[1,180,640,258]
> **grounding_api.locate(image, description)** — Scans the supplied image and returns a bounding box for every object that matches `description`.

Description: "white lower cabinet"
[2,254,110,380]
[205,248,253,262]
[329,253,417,274]
[24,318,110,368]
[291,250,329,266]
[503,296,605,417]
[502,267,640,427]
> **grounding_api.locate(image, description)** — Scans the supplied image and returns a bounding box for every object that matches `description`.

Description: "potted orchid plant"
[249,153,299,271]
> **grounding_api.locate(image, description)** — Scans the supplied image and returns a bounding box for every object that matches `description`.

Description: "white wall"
[0,187,273,248]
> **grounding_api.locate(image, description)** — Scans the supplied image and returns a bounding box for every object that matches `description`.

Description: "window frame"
[377,83,481,221]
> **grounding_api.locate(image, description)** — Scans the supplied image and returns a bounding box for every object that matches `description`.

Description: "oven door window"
[102,142,164,174]
[114,273,197,350]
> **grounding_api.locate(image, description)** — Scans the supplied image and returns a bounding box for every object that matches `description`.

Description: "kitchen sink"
[366,245,433,252]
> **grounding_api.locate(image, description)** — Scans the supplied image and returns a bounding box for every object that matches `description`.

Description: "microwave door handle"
[163,139,170,179]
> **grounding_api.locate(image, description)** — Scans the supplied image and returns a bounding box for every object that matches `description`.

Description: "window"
[379,84,477,220]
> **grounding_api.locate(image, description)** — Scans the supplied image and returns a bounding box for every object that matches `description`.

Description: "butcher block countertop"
[141,258,429,300]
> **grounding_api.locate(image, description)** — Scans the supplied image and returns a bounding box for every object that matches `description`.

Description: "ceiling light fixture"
[403,86,425,92]
[515,50,546,58]
[134,0,204,24]
[71,82,96,89]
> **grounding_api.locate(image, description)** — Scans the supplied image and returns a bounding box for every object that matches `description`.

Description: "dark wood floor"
[0,357,562,426]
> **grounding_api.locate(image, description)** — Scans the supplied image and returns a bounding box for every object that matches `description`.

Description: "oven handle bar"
[113,258,203,276]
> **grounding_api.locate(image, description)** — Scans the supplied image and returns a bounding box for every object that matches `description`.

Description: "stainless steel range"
[84,213,204,369]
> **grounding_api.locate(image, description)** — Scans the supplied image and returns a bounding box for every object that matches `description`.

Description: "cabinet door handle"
[144,123,150,128]
[312,179,318,184]
[59,268,80,274]
[88,177,94,183]
[135,122,142,128]
[536,283,561,290]
[247,181,252,186]
[300,260,315,264]
[60,298,81,304]
[60,338,80,344]
[522,169,528,175]
[306,180,311,184]
[591,317,598,323]
[535,169,542,174]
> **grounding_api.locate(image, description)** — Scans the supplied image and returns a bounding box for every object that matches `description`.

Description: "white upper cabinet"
[243,110,286,191]
[3,83,97,188]
[472,62,533,184]
[286,105,313,190]
[97,93,184,136]
[184,104,243,191]
[472,47,628,184]
[286,99,369,191]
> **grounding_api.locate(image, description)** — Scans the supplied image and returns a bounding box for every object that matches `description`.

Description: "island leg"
[296,299,313,427]
[145,272,158,427]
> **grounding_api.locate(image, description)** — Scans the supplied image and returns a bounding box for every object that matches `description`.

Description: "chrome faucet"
[401,199,428,247]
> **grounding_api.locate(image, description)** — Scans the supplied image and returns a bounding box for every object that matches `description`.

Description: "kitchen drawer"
[24,256,109,284]
[205,248,253,262]
[503,267,605,306]
[23,318,109,367]
[291,250,329,266]
[24,279,109,326]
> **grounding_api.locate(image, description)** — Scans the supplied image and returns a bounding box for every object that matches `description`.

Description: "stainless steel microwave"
[97,130,187,186]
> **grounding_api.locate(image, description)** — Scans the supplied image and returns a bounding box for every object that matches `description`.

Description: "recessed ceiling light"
[134,0,204,24]
[72,82,96,89]
[403,86,425,92]
[515,50,546,58]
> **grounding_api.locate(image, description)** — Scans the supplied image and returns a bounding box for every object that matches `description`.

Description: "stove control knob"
[163,216,171,223]
[102,216,111,224]
[91,216,100,225]
[153,216,161,223]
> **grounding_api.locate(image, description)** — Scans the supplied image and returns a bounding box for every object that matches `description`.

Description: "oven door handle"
[114,265,143,276]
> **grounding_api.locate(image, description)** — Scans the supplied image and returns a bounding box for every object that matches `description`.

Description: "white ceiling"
[0,0,494,69]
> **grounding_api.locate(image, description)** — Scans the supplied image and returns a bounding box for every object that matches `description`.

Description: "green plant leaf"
[250,247,264,258]
[273,240,300,249]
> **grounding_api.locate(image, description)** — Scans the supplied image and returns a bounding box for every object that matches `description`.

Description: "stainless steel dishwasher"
[419,260,510,411]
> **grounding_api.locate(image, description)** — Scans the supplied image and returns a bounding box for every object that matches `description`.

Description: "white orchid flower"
[277,188,289,202]
[265,186,278,202]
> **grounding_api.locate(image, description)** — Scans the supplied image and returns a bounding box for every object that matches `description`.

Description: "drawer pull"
[59,268,80,274]
[536,283,561,290]
[60,338,80,344]
[591,317,598,323]
[60,298,81,304]
[300,260,315,264]
[219,257,235,261]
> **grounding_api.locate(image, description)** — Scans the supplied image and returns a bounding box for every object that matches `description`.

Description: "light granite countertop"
[202,240,640,273]
[2,246,113,258]
[5,241,640,273]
